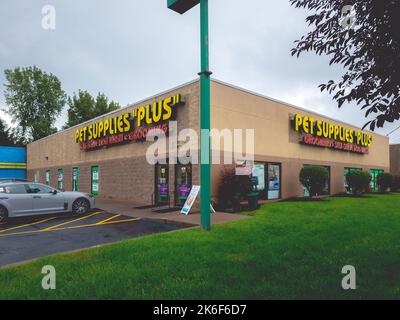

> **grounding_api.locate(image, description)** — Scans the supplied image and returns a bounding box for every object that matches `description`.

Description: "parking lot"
[0,210,187,268]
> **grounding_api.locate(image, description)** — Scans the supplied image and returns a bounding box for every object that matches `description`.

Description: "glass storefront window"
[155,163,169,206]
[267,164,281,200]
[91,166,99,195]
[72,167,79,192]
[175,164,192,207]
[344,167,362,192]
[45,170,50,186]
[251,162,281,200]
[369,169,384,192]
[252,163,266,198]
[57,169,64,190]
[303,165,330,196]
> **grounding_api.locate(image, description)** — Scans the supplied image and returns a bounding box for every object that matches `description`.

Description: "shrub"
[377,173,394,193]
[299,166,329,197]
[218,168,252,210]
[392,176,400,192]
[346,171,371,195]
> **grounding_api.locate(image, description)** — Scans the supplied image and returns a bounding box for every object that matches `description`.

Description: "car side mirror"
[52,190,58,195]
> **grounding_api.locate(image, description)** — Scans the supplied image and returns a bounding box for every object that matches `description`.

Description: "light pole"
[168,0,211,231]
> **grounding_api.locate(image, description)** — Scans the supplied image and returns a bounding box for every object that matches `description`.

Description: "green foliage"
[0,117,16,146]
[377,173,394,193]
[299,165,329,197]
[218,168,252,210]
[63,91,120,129]
[3,66,66,143]
[291,0,400,130]
[346,171,371,195]
[392,176,400,192]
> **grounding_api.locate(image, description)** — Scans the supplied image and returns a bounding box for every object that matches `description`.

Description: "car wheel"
[0,206,8,223]
[72,198,90,215]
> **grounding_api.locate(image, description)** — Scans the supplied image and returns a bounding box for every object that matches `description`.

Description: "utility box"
[168,0,200,14]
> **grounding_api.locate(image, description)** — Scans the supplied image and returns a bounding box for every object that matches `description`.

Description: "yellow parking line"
[42,211,103,231]
[0,217,141,238]
[55,218,140,231]
[0,216,57,234]
[96,214,121,225]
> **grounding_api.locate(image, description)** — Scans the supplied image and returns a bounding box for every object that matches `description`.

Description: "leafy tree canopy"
[291,0,400,130]
[3,66,66,143]
[64,91,120,129]
[0,117,17,146]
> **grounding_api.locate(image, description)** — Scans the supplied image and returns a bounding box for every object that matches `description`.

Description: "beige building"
[27,80,390,207]
[390,144,400,176]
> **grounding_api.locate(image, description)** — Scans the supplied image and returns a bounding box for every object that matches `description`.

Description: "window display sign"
[156,164,169,205]
[75,94,184,151]
[181,185,200,215]
[91,166,99,195]
[57,169,63,190]
[292,114,372,154]
[268,164,281,200]
[72,167,79,191]
[178,184,190,199]
[252,164,265,191]
[45,170,50,186]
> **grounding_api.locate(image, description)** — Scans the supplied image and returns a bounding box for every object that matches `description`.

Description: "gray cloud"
[1,0,399,143]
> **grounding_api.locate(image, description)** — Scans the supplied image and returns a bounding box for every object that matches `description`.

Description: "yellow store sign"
[75,94,184,151]
[292,114,373,154]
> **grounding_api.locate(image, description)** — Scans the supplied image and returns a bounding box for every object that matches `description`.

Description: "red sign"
[79,124,168,151]
[302,135,369,154]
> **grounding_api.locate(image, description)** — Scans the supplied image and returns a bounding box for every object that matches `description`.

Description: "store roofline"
[29,78,387,145]
[211,79,387,139]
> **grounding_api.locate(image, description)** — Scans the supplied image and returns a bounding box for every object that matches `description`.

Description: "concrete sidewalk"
[95,199,251,226]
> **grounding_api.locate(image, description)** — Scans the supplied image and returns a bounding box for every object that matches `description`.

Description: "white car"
[0,182,96,223]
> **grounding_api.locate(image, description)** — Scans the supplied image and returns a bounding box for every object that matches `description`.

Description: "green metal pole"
[199,0,211,231]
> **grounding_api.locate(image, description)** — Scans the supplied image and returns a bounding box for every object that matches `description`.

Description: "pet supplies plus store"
[26,80,390,208]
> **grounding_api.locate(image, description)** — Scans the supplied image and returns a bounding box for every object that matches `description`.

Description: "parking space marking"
[0,216,57,234]
[96,214,121,225]
[42,211,103,231]
[51,217,140,231]
[0,217,141,238]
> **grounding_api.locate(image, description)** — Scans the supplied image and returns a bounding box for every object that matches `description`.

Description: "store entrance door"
[155,163,169,206]
[175,164,192,207]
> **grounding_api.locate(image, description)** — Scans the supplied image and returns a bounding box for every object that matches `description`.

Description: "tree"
[63,91,120,129]
[392,176,400,192]
[0,117,16,146]
[346,171,371,195]
[3,66,66,143]
[377,172,394,192]
[290,0,400,130]
[218,168,252,211]
[299,166,329,197]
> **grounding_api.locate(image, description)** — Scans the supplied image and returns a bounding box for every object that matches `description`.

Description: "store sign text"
[75,94,183,151]
[292,114,373,154]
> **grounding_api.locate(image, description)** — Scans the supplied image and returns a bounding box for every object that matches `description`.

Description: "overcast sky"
[1,0,399,143]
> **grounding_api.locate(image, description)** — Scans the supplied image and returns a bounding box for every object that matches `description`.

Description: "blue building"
[0,146,27,179]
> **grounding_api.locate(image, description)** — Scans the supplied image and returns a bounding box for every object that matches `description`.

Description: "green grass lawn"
[1,194,400,300]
